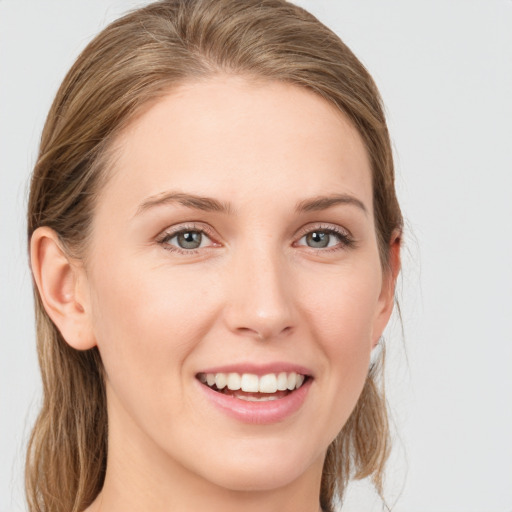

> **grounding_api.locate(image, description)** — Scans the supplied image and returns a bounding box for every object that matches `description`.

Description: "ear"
[371,230,402,346]
[30,227,96,350]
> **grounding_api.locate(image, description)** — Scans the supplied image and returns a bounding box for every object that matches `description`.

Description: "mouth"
[196,371,309,402]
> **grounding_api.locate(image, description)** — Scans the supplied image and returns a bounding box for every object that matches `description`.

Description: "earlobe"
[30,227,96,350]
[372,231,402,346]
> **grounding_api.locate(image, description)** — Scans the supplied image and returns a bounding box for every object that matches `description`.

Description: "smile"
[197,372,307,401]
[195,364,313,423]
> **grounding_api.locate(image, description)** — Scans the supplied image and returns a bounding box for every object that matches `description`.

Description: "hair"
[26,1,403,511]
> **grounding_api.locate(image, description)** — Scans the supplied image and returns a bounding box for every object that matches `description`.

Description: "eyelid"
[293,223,355,250]
[294,222,352,240]
[156,222,221,253]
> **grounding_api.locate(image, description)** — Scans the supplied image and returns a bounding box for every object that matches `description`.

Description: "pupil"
[178,231,202,249]
[307,231,329,248]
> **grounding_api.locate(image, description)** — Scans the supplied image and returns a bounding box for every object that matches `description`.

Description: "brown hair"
[26,1,403,511]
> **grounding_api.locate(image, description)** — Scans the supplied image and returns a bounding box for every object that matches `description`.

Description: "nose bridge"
[224,237,297,339]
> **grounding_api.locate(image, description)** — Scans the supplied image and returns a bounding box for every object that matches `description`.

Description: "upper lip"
[196,362,313,378]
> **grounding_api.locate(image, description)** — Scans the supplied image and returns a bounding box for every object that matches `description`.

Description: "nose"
[222,245,298,341]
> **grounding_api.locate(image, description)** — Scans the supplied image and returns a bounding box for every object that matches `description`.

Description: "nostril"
[236,325,293,340]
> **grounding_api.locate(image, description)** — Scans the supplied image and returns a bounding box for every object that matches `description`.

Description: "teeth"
[200,371,307,394]
[287,372,297,391]
[236,394,280,402]
[259,373,277,393]
[276,372,288,391]
[241,373,259,392]
[227,372,241,390]
[215,373,227,390]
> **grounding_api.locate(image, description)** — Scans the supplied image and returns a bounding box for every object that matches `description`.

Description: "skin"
[31,75,399,512]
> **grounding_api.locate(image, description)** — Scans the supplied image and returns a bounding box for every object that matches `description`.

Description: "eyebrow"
[136,191,232,216]
[295,194,368,215]
[136,191,367,216]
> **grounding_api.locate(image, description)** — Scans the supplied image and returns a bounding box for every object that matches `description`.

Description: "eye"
[295,227,353,250]
[158,226,217,253]
[301,231,335,248]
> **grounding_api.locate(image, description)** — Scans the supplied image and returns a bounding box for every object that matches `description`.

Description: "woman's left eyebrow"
[295,194,368,215]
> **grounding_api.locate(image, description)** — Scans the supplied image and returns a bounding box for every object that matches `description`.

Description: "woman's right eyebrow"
[135,191,233,217]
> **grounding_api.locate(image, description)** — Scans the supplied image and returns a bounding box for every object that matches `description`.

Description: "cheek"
[302,261,382,407]
[87,258,220,416]
[91,254,216,340]
[305,262,381,348]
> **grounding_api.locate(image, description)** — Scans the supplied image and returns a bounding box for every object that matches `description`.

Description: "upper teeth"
[199,372,305,393]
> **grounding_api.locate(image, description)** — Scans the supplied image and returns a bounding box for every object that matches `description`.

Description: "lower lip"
[197,379,312,424]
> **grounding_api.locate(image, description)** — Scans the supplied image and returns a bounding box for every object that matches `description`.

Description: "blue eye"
[297,228,351,249]
[175,231,203,249]
[161,229,213,251]
[304,231,331,248]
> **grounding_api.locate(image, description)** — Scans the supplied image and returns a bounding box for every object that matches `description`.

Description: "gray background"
[1,1,511,511]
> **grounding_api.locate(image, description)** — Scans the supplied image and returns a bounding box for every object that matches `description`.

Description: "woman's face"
[80,76,395,493]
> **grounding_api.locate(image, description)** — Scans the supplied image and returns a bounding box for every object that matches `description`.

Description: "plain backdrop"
[1,1,511,511]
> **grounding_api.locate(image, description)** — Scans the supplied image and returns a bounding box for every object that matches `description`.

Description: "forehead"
[98,75,373,218]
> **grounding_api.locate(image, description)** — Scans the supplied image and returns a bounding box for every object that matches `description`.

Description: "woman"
[26,1,402,511]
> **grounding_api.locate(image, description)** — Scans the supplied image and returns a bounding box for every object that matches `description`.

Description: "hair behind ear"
[25,299,107,512]
[320,346,390,512]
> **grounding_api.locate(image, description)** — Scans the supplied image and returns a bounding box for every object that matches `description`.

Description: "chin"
[187,440,325,493]
[206,464,307,493]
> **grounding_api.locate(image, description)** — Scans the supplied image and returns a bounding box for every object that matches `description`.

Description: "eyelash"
[294,224,355,253]
[156,223,355,255]
[156,223,218,255]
